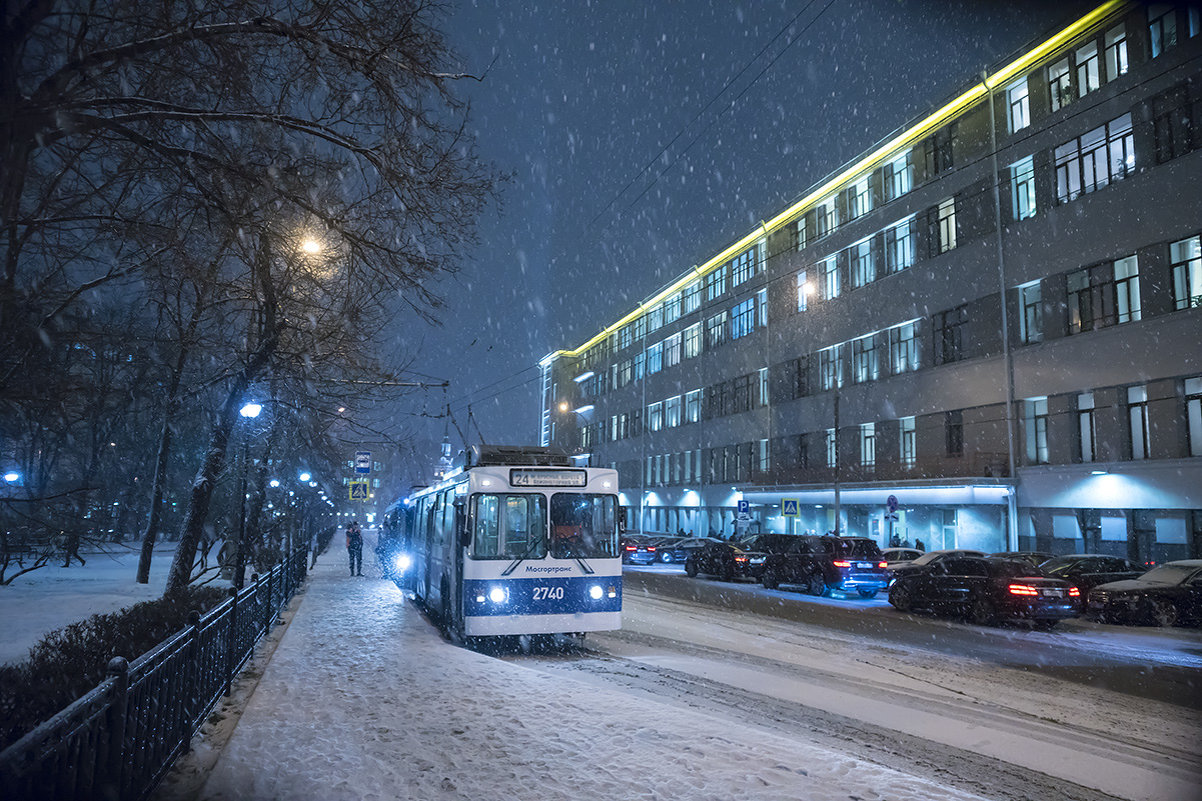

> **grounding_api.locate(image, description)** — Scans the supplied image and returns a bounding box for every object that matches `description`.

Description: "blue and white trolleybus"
[379,446,622,643]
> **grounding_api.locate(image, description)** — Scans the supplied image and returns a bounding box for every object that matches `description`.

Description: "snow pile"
[193,555,990,801]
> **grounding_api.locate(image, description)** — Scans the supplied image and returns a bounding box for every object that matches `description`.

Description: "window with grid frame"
[665,395,682,428]
[885,217,914,273]
[1066,256,1141,334]
[821,254,840,299]
[1171,235,1202,310]
[648,401,663,433]
[732,374,752,414]
[1186,377,1202,457]
[706,311,727,349]
[663,332,682,368]
[859,423,876,470]
[888,322,920,374]
[795,269,812,311]
[1128,385,1150,459]
[1077,392,1097,463]
[1010,155,1036,221]
[849,176,873,220]
[850,238,875,288]
[899,416,917,468]
[1049,57,1072,112]
[730,298,755,339]
[852,334,881,384]
[1007,78,1030,132]
[705,265,727,301]
[886,150,913,200]
[936,198,957,254]
[1149,4,1178,57]
[945,410,964,457]
[779,356,809,401]
[1152,86,1196,164]
[647,341,663,374]
[933,304,968,365]
[683,322,702,358]
[1054,113,1134,204]
[1018,281,1043,344]
[731,247,757,287]
[685,389,703,423]
[819,344,844,391]
[815,196,838,239]
[682,281,702,314]
[1076,41,1101,98]
[1105,24,1128,80]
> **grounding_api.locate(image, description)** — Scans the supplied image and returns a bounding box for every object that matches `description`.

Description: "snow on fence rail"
[0,547,308,801]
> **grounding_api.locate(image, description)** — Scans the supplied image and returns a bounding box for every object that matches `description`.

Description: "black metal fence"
[0,547,308,801]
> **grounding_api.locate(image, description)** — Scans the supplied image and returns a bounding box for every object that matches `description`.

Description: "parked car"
[1040,554,1143,600]
[684,539,767,581]
[880,547,924,568]
[734,534,804,578]
[1086,560,1202,627]
[759,535,889,598]
[888,556,1079,627]
[887,549,988,583]
[620,536,659,565]
[654,536,715,564]
[989,551,1054,567]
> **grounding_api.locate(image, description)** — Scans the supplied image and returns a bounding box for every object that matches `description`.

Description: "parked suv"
[684,539,767,581]
[759,535,889,598]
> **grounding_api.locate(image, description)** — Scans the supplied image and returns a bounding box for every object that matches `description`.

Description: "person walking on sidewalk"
[346,521,363,576]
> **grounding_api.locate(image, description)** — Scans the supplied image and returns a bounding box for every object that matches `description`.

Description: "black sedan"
[1086,560,1202,627]
[620,536,659,565]
[888,556,1079,628]
[653,537,716,564]
[684,539,767,581]
[1040,554,1143,600]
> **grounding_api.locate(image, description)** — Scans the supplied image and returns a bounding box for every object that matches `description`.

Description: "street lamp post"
[233,402,262,590]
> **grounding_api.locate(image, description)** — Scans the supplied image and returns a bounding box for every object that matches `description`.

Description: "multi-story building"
[539,2,1202,563]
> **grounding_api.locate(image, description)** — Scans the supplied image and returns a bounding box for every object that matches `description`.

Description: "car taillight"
[735,555,748,562]
[833,560,851,568]
[1068,587,1080,597]
[1008,584,1039,596]
[647,546,656,551]
[624,545,636,551]
[877,561,887,568]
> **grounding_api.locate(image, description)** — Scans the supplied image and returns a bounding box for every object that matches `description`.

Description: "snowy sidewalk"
[191,550,992,801]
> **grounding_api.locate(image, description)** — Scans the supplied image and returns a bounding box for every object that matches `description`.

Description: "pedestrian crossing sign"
[349,481,369,501]
[782,498,800,517]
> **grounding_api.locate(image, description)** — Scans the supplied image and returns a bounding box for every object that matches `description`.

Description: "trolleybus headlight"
[393,554,411,573]
[588,584,604,600]
[488,586,508,604]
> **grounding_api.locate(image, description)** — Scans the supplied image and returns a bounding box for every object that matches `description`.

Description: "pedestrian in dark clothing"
[346,522,363,576]
[61,530,85,567]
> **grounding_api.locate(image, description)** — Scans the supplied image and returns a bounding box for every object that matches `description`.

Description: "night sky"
[390,0,1098,471]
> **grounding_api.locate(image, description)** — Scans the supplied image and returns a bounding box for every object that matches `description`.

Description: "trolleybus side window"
[550,493,619,559]
[472,494,547,560]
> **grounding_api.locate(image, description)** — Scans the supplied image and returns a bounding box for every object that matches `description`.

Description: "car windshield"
[1136,564,1198,585]
[472,494,546,560]
[550,493,619,559]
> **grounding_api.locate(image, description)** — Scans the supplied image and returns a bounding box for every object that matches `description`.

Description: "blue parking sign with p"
[782,498,800,517]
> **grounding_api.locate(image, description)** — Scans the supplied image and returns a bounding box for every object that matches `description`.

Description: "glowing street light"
[298,472,311,483]
[240,402,262,418]
[302,238,321,254]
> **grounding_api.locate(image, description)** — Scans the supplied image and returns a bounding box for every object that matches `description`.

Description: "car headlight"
[488,586,508,604]
[393,554,411,573]
[589,584,604,600]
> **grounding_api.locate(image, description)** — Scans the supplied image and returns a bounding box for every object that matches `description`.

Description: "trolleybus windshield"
[550,493,619,559]
[472,494,546,560]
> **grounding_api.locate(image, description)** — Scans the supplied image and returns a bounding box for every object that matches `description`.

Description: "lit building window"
[1128,385,1150,459]
[1018,281,1043,344]
[1078,392,1096,463]
[851,238,875,288]
[1149,4,1177,57]
[683,323,703,358]
[887,151,913,200]
[1049,57,1072,112]
[885,217,914,273]
[899,417,916,468]
[1105,24,1128,79]
[888,322,920,374]
[818,344,844,391]
[1185,377,1202,457]
[821,254,840,299]
[1025,398,1049,464]
[1007,78,1030,132]
[859,423,876,469]
[1010,155,1036,220]
[795,269,811,312]
[1055,114,1134,204]
[1076,41,1100,97]
[852,333,881,384]
[849,176,872,220]
[1171,236,1202,310]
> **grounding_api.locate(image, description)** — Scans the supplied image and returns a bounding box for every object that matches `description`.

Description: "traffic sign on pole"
[349,481,369,501]
[355,451,371,474]
[781,498,800,517]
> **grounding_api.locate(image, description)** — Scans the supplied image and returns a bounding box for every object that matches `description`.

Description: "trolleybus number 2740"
[532,585,565,601]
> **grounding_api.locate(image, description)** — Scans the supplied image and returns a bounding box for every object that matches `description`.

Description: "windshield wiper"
[574,556,594,574]
[501,537,545,576]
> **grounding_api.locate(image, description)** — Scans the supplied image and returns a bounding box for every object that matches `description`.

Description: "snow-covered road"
[526,590,1202,801]
[172,555,1016,801]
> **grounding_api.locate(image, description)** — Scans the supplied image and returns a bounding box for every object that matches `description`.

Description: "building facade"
[540,2,1202,563]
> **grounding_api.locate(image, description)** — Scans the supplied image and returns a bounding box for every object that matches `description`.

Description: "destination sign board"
[509,469,588,488]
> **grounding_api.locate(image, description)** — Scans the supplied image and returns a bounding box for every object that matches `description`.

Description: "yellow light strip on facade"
[551,1,1127,363]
